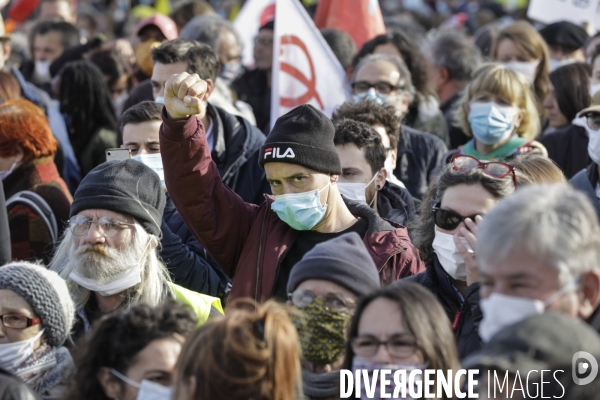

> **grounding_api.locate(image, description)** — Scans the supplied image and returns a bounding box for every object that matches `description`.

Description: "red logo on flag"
[279,35,324,110]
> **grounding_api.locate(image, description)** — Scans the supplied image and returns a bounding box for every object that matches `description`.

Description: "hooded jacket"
[403,256,482,359]
[159,111,425,303]
[206,104,270,204]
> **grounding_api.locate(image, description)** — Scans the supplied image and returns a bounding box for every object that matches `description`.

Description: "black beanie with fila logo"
[258,104,342,175]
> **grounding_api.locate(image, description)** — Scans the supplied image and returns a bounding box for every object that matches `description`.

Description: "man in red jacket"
[159,72,424,303]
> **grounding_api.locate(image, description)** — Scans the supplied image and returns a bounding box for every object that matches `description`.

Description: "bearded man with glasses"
[49,160,223,342]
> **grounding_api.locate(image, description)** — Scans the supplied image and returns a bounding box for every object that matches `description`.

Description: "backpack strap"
[6,190,59,244]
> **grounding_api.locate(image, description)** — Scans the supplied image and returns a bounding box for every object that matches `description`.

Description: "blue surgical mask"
[220,62,243,85]
[271,183,330,230]
[0,161,17,181]
[353,88,389,105]
[110,368,173,400]
[468,101,519,145]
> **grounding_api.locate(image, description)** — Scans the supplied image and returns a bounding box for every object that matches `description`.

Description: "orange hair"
[0,99,57,160]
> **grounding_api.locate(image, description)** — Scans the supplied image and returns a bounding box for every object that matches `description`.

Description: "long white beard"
[67,242,143,285]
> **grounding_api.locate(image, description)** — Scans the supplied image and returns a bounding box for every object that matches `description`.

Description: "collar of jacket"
[588,162,599,184]
[376,181,411,225]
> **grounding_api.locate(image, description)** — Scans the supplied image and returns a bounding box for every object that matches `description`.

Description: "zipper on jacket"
[254,194,269,302]
[222,151,246,182]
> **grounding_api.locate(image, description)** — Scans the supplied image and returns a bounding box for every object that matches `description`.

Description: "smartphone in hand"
[105,148,131,162]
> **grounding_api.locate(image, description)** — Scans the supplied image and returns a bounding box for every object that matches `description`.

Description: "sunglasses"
[451,154,517,188]
[432,205,479,231]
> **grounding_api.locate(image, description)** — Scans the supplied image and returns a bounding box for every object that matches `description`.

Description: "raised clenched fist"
[164,72,209,120]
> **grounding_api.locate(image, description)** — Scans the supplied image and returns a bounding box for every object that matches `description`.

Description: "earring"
[376,185,380,189]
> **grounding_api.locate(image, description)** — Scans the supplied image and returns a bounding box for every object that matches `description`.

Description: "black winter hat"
[539,21,589,50]
[70,160,166,236]
[287,232,380,297]
[259,104,342,175]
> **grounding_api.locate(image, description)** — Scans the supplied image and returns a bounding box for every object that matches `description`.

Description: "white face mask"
[68,239,152,296]
[431,230,470,281]
[504,59,539,83]
[479,280,578,342]
[111,368,173,400]
[35,60,52,82]
[132,154,165,188]
[0,329,45,372]
[0,160,17,180]
[549,58,577,72]
[588,125,600,165]
[155,96,165,104]
[590,83,600,98]
[337,173,378,206]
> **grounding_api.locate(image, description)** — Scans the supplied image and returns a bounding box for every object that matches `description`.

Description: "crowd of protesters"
[1,0,600,399]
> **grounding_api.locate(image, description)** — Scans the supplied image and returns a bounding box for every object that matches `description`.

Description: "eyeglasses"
[0,314,41,329]
[432,204,479,231]
[68,215,135,238]
[351,335,418,358]
[254,37,273,46]
[288,289,356,313]
[585,114,600,131]
[451,154,518,188]
[351,81,400,95]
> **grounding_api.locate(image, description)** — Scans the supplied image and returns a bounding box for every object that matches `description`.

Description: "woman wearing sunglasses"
[407,156,516,359]
[0,262,75,399]
[452,63,546,160]
[342,282,461,399]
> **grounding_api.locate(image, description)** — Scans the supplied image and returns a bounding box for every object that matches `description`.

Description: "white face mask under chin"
[0,161,17,180]
[337,173,378,206]
[0,329,45,372]
[111,369,173,400]
[68,239,152,296]
[479,280,578,342]
[432,230,471,281]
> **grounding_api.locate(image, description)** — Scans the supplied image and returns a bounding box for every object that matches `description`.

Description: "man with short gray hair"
[424,31,481,149]
[475,184,600,341]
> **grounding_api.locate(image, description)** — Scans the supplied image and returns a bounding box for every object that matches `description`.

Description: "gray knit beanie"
[0,262,75,347]
[287,232,381,297]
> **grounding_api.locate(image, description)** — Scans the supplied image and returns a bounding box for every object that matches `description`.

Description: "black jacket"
[440,93,470,150]
[0,369,40,400]
[403,256,482,359]
[571,162,600,219]
[232,68,271,134]
[207,103,271,205]
[376,181,416,227]
[395,125,449,200]
[539,124,590,179]
[160,193,231,298]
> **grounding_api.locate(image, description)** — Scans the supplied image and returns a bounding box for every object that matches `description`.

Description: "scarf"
[13,345,74,395]
[302,369,340,399]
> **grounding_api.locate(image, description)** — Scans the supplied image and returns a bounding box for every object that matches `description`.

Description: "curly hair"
[353,30,432,100]
[333,118,386,174]
[409,163,516,266]
[332,101,401,148]
[173,300,302,400]
[65,302,197,400]
[0,99,57,160]
[453,63,541,140]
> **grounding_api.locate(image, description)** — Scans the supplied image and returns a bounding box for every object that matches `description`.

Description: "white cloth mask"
[68,239,152,296]
[111,369,173,400]
[588,124,600,165]
[35,60,52,82]
[337,173,378,205]
[431,230,470,281]
[549,58,577,71]
[479,280,578,342]
[155,96,165,104]
[132,154,165,188]
[0,329,45,372]
[590,83,600,98]
[504,59,539,83]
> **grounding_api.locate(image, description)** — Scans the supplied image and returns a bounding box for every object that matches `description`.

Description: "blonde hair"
[507,154,566,185]
[491,21,550,115]
[174,301,302,400]
[453,63,541,140]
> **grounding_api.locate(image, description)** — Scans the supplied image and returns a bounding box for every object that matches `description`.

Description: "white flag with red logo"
[233,0,275,67]
[270,0,349,129]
